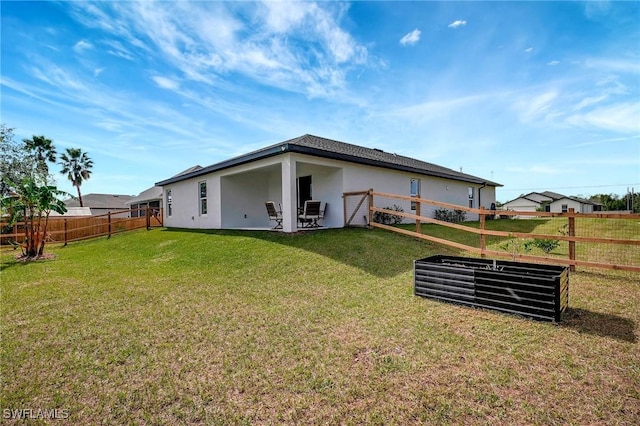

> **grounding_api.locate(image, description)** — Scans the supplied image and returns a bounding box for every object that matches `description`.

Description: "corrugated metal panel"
[414,255,569,322]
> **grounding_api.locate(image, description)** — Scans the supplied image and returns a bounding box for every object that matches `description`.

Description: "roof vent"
[373,148,384,153]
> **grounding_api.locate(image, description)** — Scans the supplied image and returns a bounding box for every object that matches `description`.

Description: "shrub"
[373,204,404,225]
[524,239,561,254]
[434,208,467,223]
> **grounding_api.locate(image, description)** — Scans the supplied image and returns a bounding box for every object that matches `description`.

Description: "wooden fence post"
[415,199,422,234]
[568,208,576,272]
[108,212,112,239]
[479,206,486,258]
[64,219,68,246]
[146,207,150,230]
[368,189,374,227]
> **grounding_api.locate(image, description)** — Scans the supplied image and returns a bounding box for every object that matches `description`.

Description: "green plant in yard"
[524,238,560,254]
[499,233,530,260]
[373,204,404,225]
[0,177,67,258]
[522,224,568,255]
[434,208,467,223]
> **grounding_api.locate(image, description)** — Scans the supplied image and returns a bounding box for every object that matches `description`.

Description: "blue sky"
[2,0,639,202]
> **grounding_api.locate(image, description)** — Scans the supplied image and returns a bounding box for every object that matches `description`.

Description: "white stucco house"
[502,191,601,214]
[155,134,501,233]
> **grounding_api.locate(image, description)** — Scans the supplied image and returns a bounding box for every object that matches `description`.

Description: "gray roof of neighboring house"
[126,186,163,205]
[551,195,600,206]
[64,193,133,209]
[156,134,501,187]
[505,191,600,206]
[539,191,565,200]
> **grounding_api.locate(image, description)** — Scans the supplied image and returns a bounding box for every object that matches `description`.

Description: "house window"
[199,181,207,215]
[561,204,568,213]
[468,187,474,208]
[131,203,139,218]
[166,190,173,217]
[410,179,420,210]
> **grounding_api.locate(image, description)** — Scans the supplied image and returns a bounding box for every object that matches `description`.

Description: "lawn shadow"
[561,307,637,343]
[160,227,451,278]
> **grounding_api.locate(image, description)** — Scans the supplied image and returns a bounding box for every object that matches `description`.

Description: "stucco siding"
[162,152,497,230]
[163,175,221,229]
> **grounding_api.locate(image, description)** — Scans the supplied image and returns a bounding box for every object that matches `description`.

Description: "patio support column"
[281,155,297,232]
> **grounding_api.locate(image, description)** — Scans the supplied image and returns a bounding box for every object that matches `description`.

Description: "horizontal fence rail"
[1,207,163,248]
[352,189,640,273]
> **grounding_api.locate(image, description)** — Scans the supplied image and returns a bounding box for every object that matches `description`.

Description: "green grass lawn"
[1,228,639,424]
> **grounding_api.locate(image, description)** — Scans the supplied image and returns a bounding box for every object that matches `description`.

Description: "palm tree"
[24,135,57,178]
[59,148,93,207]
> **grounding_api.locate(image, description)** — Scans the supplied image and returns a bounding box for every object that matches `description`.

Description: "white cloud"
[152,76,180,90]
[547,60,560,66]
[399,29,421,46]
[524,47,533,53]
[513,90,558,122]
[68,1,369,100]
[73,39,93,52]
[565,102,640,133]
[448,20,467,29]
[93,67,105,77]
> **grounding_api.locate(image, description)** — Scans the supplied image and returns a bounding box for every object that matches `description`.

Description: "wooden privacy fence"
[344,189,640,273]
[1,207,163,247]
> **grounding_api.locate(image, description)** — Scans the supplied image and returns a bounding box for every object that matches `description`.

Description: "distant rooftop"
[64,193,133,209]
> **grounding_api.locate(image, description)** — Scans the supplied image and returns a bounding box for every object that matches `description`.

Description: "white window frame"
[410,178,420,210]
[166,189,173,217]
[199,181,207,216]
[561,204,568,213]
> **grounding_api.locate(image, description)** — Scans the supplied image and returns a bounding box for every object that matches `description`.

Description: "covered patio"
[219,157,343,232]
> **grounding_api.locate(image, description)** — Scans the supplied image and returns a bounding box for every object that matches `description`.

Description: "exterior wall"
[340,161,495,222]
[294,156,343,228]
[502,197,540,212]
[549,198,592,213]
[220,167,281,228]
[161,152,497,230]
[163,174,221,229]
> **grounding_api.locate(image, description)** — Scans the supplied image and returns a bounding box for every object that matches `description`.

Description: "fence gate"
[343,191,370,227]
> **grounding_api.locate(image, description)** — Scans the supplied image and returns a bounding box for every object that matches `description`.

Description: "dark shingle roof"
[156,134,501,187]
[126,186,163,205]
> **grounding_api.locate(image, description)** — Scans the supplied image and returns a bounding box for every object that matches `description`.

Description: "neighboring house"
[127,186,162,218]
[64,194,133,216]
[503,191,601,214]
[156,134,501,233]
[49,206,92,217]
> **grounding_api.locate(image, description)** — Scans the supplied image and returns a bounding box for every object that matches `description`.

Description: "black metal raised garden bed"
[414,255,569,322]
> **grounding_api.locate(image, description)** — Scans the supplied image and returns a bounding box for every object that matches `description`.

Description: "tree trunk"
[76,185,84,207]
[38,213,51,256]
